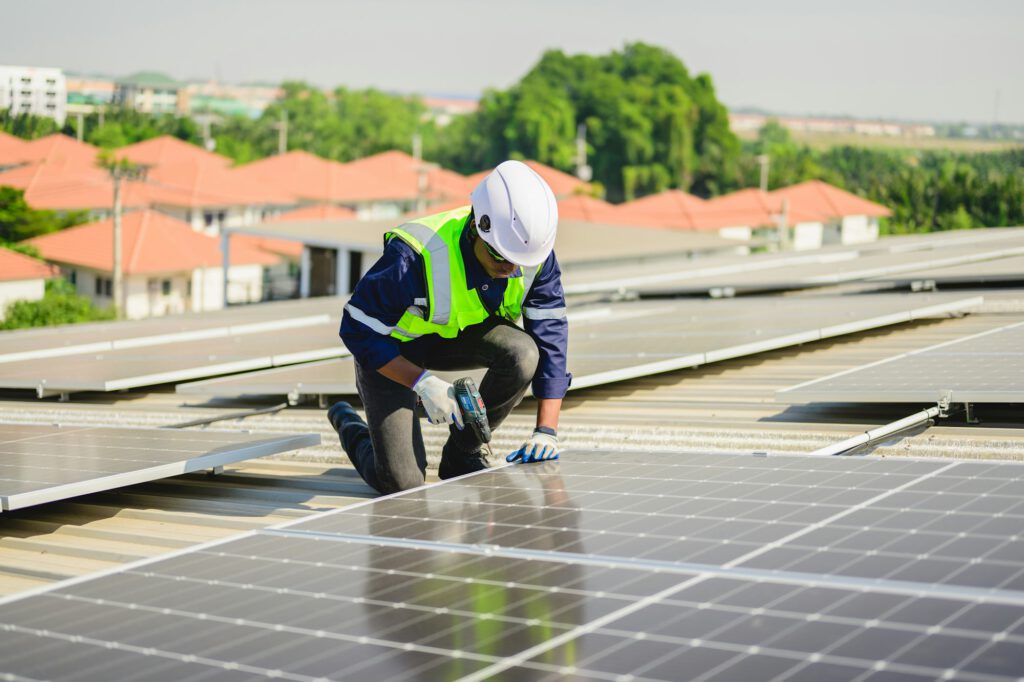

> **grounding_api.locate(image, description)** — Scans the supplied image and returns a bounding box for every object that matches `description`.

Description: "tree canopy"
[435,43,741,201]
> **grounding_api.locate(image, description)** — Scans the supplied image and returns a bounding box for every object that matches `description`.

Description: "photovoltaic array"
[3,449,1023,680]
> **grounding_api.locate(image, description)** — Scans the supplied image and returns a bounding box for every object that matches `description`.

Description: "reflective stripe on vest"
[385,206,540,342]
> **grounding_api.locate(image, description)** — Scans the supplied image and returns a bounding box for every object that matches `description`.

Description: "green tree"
[435,43,742,201]
[1,278,115,330]
[0,111,60,139]
[0,187,89,242]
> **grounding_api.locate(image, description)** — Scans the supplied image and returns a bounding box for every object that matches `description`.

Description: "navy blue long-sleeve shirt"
[340,220,571,399]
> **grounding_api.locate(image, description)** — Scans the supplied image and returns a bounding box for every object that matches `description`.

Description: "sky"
[3,0,1022,124]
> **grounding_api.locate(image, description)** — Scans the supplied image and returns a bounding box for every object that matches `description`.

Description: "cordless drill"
[453,377,491,445]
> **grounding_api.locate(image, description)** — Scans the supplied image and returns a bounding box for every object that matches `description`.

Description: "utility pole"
[101,157,147,318]
[76,112,85,142]
[274,111,288,155]
[757,154,770,192]
[412,132,431,215]
[575,124,592,182]
[778,197,790,251]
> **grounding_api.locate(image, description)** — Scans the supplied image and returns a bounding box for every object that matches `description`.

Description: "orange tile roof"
[28,210,278,274]
[270,203,357,222]
[338,150,475,203]
[693,188,824,230]
[232,151,361,203]
[556,195,623,223]
[116,135,233,169]
[142,158,296,207]
[0,247,57,281]
[615,190,708,229]
[0,161,219,211]
[467,160,590,198]
[770,180,891,219]
[0,132,31,166]
[20,134,99,169]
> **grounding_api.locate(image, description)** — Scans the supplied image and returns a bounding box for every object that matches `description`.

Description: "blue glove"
[507,427,559,463]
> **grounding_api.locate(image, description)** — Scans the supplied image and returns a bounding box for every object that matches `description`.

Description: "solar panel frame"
[564,236,1024,297]
[3,449,1024,681]
[0,297,340,365]
[176,294,984,398]
[873,254,1024,290]
[0,423,321,510]
[777,319,1024,404]
[0,319,350,395]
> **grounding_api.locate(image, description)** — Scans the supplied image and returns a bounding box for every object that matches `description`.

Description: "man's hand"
[507,427,559,463]
[413,371,464,428]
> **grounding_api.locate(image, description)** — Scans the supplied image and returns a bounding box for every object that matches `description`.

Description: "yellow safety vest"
[385,206,541,341]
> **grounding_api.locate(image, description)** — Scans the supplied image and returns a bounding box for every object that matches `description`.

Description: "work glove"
[413,371,464,429]
[507,427,559,463]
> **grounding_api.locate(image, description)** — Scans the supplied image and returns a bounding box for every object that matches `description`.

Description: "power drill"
[453,377,491,445]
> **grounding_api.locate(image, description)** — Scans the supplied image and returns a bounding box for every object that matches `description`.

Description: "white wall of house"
[61,264,265,319]
[791,222,824,251]
[192,264,265,311]
[157,205,292,236]
[718,226,753,241]
[0,279,46,320]
[354,202,407,221]
[841,215,880,244]
[822,220,844,246]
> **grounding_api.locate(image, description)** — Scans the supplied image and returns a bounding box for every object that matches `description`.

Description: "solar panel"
[177,294,983,399]
[0,317,349,396]
[3,449,1022,680]
[778,319,1024,404]
[0,297,340,365]
[566,236,1024,297]
[873,254,1024,290]
[0,423,320,510]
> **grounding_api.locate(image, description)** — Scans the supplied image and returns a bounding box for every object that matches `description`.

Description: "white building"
[0,248,55,321]
[0,65,66,125]
[27,211,279,320]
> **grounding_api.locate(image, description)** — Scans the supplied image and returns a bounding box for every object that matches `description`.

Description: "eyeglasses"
[483,241,509,264]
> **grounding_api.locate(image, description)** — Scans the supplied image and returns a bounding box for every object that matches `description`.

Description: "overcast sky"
[3,0,1022,124]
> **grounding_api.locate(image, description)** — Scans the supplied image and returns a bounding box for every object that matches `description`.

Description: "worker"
[328,160,570,495]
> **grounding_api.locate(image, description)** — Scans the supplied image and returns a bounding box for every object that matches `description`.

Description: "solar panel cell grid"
[2,449,1023,680]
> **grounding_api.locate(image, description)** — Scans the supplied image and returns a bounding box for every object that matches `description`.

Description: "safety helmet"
[470,160,558,267]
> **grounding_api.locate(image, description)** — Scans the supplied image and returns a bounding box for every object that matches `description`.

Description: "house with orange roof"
[556,194,623,224]
[0,132,31,171]
[615,190,707,229]
[115,136,297,233]
[0,248,57,320]
[771,180,890,246]
[16,133,99,170]
[693,188,827,248]
[28,210,278,319]
[337,150,475,219]
[232,150,359,206]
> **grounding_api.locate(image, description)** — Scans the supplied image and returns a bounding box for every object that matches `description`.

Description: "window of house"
[204,212,215,227]
[217,211,227,226]
[94,277,103,296]
[104,279,112,297]
[68,270,77,285]
[162,280,171,296]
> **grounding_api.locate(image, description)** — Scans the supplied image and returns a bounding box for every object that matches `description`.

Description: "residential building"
[771,180,891,246]
[113,72,184,114]
[28,211,279,319]
[0,132,30,171]
[421,96,478,127]
[0,248,56,320]
[65,76,117,113]
[0,65,66,125]
[556,194,624,224]
[615,190,708,229]
[695,188,825,245]
[184,81,282,118]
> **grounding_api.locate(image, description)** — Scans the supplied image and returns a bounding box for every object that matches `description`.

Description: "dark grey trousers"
[345,317,540,494]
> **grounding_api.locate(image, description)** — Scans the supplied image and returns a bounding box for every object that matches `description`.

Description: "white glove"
[413,371,464,429]
[507,428,559,463]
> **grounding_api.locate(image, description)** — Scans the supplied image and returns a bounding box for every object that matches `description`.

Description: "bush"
[1,278,115,330]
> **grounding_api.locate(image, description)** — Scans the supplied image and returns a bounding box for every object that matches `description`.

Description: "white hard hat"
[470,160,558,267]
